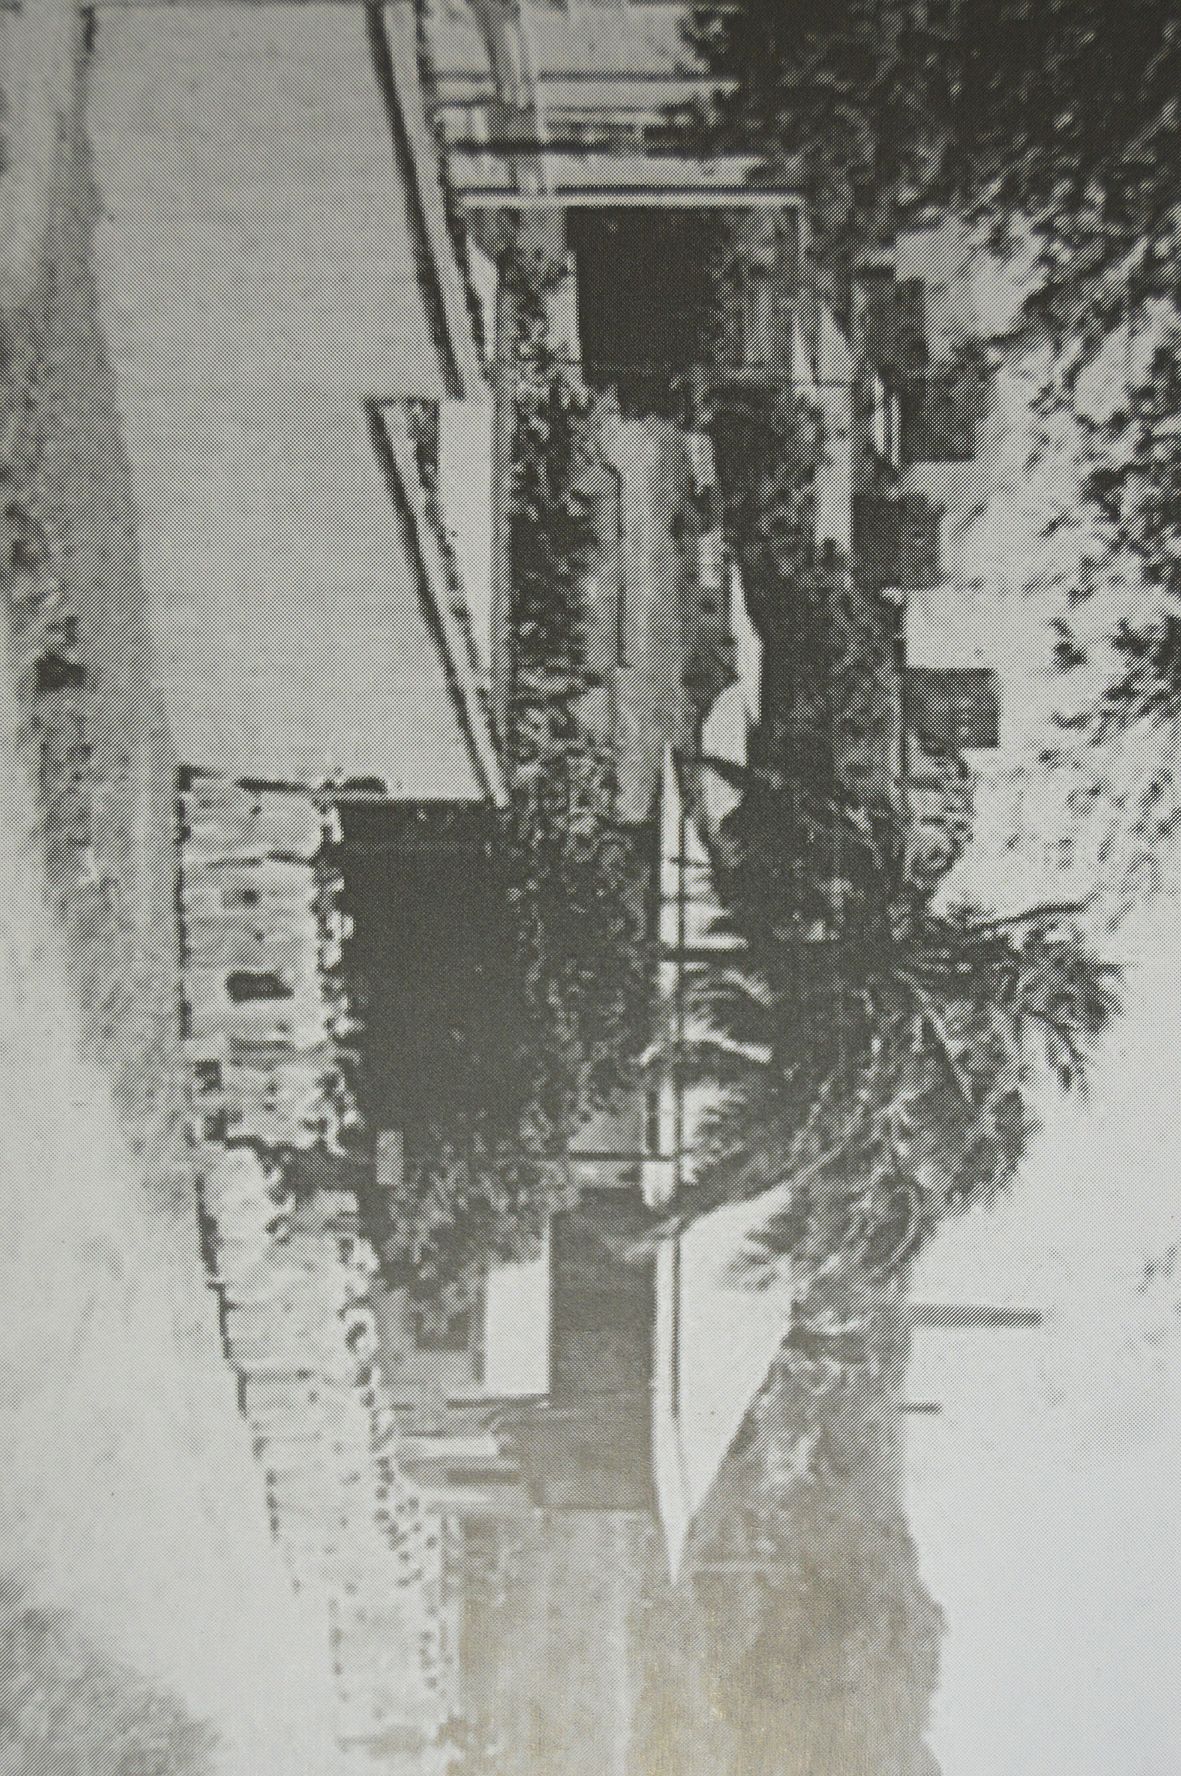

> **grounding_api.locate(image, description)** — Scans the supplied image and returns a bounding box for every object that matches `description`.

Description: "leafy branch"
[658,761,1118,1285]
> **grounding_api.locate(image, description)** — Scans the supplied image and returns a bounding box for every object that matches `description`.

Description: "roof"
[89,1,487,797]
[653,1199,792,1579]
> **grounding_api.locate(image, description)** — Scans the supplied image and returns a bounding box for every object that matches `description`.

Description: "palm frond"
[669,759,1121,1283]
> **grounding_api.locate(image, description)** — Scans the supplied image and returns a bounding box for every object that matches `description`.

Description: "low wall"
[179,774,456,1752]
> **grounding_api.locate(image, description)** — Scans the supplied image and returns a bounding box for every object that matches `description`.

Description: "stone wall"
[179,774,457,1750]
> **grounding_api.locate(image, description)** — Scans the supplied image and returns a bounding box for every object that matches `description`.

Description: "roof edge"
[369,399,508,810]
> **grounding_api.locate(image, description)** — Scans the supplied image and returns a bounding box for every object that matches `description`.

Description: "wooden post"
[376,1127,406,1192]
[490,239,518,745]
[908,1302,1044,1330]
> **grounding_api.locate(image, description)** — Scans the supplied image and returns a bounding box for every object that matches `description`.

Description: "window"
[905,666,1000,753]
[852,494,943,592]
[225,970,293,1004]
[413,1300,474,1353]
[902,360,985,464]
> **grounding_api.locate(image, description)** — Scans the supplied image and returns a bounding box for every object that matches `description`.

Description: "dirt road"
[0,619,361,1774]
[0,6,369,1769]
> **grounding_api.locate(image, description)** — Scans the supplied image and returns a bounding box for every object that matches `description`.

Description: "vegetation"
[706,384,824,635]
[689,1289,940,1776]
[505,261,654,1117]
[670,757,1117,1282]
[380,246,652,1300]
[1,5,184,1207]
[686,0,1181,315]
[627,1270,942,1776]
[0,1584,215,1776]
[381,1140,567,1302]
[1056,328,1181,733]
[402,204,1118,1303]
[685,0,1181,745]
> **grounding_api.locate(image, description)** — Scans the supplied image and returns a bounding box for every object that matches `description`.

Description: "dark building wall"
[550,1196,657,1404]
[458,1511,664,1776]
[337,801,514,1148]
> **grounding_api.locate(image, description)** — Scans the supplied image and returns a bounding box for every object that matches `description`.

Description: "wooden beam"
[908,1302,1044,1330]
[369,402,508,808]
[461,180,805,209]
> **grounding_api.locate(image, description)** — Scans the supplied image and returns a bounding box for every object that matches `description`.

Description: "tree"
[684,1,954,278]
[665,761,1117,1283]
[685,0,1181,738]
[686,0,1181,321]
[1053,327,1181,725]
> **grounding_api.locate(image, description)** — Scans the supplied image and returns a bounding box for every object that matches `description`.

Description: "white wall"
[482,1244,552,1397]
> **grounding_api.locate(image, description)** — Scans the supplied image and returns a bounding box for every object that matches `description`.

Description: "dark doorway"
[336,800,518,1156]
[504,1193,658,1513]
[550,1192,656,1404]
[567,208,722,416]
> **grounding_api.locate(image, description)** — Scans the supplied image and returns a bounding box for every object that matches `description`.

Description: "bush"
[378,255,653,1301]
[0,1583,216,1776]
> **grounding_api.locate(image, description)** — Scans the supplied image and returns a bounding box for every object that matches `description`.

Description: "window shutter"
[905,666,1000,751]
[903,360,983,463]
[900,494,942,590]
[856,270,926,378]
[856,266,896,369]
[852,494,903,590]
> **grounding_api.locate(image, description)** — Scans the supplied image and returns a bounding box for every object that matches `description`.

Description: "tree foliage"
[706,380,904,834]
[505,249,654,1122]
[382,249,652,1299]
[380,1139,567,1300]
[1054,328,1181,729]
[671,762,1117,1282]
[707,384,824,635]
[686,0,1181,737]
[687,0,1181,317]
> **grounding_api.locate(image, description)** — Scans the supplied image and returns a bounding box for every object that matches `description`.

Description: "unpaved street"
[0,637,351,1776]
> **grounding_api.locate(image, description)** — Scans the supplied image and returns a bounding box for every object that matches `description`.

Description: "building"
[385,0,1013,1378]
[84,0,1019,1758]
[88,0,506,1751]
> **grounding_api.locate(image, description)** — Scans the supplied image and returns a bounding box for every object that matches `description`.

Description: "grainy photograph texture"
[1,1,1178,1772]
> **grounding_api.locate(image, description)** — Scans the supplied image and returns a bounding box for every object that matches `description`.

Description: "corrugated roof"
[90,2,483,797]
